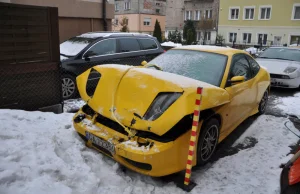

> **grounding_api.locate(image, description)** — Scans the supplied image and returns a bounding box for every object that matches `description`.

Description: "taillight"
[163,50,166,53]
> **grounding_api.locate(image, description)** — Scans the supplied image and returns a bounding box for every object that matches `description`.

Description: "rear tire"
[258,90,268,115]
[62,74,77,99]
[196,118,220,166]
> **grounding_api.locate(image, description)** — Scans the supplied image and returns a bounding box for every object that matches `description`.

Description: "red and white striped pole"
[184,87,203,186]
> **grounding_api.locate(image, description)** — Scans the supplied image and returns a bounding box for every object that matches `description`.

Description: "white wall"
[218,25,300,46]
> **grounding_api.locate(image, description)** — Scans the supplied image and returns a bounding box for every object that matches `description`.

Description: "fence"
[0,2,62,113]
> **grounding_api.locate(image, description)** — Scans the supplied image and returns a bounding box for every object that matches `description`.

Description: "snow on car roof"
[161,41,182,47]
[77,32,152,39]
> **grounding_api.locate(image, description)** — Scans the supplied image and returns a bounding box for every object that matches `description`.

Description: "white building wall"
[218,25,300,46]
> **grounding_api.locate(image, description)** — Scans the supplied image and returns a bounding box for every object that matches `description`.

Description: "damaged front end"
[73,65,229,176]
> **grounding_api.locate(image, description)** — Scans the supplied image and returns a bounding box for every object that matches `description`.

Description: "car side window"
[85,39,117,57]
[246,55,260,76]
[230,55,252,81]
[139,38,157,50]
[118,38,140,52]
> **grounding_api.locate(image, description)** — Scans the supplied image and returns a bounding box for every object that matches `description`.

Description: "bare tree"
[120,17,129,32]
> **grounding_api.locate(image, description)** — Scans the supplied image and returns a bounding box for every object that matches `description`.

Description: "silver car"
[256,47,300,89]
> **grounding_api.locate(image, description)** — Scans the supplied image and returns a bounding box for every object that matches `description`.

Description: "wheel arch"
[200,109,222,130]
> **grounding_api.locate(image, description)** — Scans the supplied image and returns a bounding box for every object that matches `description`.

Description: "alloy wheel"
[62,77,75,99]
[200,125,218,161]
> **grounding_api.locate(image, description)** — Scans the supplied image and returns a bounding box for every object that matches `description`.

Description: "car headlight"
[143,92,182,121]
[284,67,297,74]
[281,75,290,79]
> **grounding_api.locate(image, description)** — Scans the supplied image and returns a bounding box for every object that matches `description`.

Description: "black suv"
[60,32,164,99]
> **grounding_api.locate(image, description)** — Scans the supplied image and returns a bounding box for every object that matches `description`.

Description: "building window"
[115,3,119,11]
[144,18,151,26]
[156,2,161,6]
[244,7,254,20]
[292,4,300,20]
[204,31,211,41]
[243,33,252,44]
[195,10,201,20]
[229,32,237,43]
[185,11,192,20]
[124,1,131,10]
[258,34,268,45]
[205,10,212,19]
[229,7,239,20]
[197,31,201,41]
[156,9,160,14]
[259,6,271,20]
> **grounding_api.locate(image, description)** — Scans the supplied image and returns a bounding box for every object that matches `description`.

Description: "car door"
[83,38,118,68]
[116,38,145,66]
[222,54,257,132]
[245,55,262,105]
[138,38,162,62]
[69,38,118,76]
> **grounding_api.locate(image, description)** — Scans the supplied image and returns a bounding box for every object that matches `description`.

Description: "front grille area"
[270,73,289,79]
[122,157,152,171]
[81,104,128,136]
[80,104,192,143]
[96,114,128,136]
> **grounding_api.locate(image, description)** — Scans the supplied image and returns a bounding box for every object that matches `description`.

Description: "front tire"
[258,90,268,115]
[196,118,220,166]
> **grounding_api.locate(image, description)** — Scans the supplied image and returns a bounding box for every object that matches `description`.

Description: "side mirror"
[229,76,245,85]
[141,60,148,66]
[84,51,93,61]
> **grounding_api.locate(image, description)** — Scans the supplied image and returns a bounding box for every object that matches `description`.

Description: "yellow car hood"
[77,65,230,136]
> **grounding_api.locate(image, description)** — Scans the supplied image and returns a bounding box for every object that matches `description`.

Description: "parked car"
[256,47,300,88]
[73,46,270,176]
[60,32,164,99]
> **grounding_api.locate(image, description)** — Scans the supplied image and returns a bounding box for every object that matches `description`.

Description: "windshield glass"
[258,48,300,62]
[147,50,228,86]
[60,37,96,56]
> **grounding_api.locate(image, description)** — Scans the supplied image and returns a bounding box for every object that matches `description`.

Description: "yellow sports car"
[73,46,270,177]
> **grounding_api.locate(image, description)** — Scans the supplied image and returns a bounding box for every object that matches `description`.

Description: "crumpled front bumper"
[73,110,198,177]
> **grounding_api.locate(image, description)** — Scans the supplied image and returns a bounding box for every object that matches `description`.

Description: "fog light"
[74,114,86,123]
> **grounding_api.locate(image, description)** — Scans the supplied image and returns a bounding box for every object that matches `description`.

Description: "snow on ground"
[0,109,298,194]
[1,89,300,194]
[63,99,85,113]
[274,92,300,117]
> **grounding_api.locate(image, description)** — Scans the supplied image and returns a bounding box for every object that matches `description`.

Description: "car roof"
[173,45,248,56]
[76,32,153,39]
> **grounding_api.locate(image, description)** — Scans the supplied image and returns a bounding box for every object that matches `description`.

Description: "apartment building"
[218,0,300,46]
[183,0,219,44]
[1,0,115,42]
[164,0,184,38]
[112,0,166,35]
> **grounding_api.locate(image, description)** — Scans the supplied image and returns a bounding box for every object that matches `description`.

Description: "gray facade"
[183,0,219,44]
[165,0,219,44]
[165,0,184,33]
[114,0,166,15]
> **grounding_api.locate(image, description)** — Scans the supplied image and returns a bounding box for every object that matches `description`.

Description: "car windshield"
[60,37,96,57]
[258,48,300,62]
[147,49,228,86]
